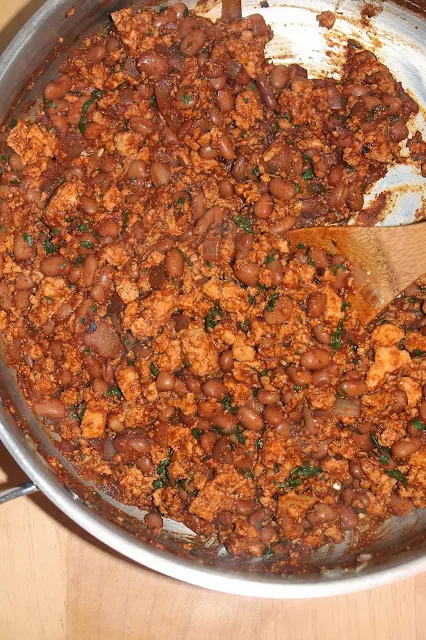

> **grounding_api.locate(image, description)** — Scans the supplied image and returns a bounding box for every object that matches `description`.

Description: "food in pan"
[1,3,426,560]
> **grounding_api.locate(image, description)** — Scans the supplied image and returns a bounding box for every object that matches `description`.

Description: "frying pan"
[1,0,426,598]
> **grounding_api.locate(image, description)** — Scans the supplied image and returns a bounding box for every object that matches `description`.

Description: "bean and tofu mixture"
[2,3,426,560]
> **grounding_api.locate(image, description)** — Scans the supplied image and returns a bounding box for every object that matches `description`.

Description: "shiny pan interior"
[1,0,426,598]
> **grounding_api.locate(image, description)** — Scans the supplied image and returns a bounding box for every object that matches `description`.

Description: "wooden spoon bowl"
[287,222,426,323]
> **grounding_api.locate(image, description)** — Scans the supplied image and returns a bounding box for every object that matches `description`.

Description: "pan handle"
[0,481,38,504]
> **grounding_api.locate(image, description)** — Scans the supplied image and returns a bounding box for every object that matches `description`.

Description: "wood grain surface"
[1,2,426,639]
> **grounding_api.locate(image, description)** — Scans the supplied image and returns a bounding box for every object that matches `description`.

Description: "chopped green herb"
[232,215,253,234]
[294,182,301,194]
[239,319,250,333]
[78,90,105,134]
[44,296,53,304]
[282,114,292,121]
[101,23,112,37]
[263,546,274,559]
[156,4,167,12]
[149,95,157,107]
[379,453,390,464]
[266,293,278,312]
[51,228,60,236]
[241,130,247,139]
[182,93,192,106]
[105,385,123,399]
[90,304,97,313]
[0,225,5,233]
[83,346,91,354]
[177,248,192,266]
[23,233,33,247]
[371,434,391,458]
[233,427,246,445]
[211,424,226,435]
[251,165,260,176]
[247,82,256,91]
[274,462,280,473]
[296,243,305,249]
[307,256,316,267]
[205,261,213,268]
[347,165,356,173]
[152,451,172,491]
[256,438,264,449]
[44,240,57,255]
[122,209,130,227]
[385,469,408,487]
[331,319,344,351]
[80,240,94,249]
[176,196,186,206]
[9,119,18,130]
[390,114,400,124]
[412,349,425,358]
[204,301,223,331]
[183,6,190,15]
[302,153,312,163]
[276,464,323,490]
[9,179,20,185]
[78,223,89,232]
[294,384,302,391]
[74,254,85,265]
[221,395,237,415]
[191,428,204,439]
[411,418,426,431]
[248,294,256,305]
[265,254,275,264]
[331,263,346,275]
[0,154,7,163]
[341,301,350,311]
[239,469,254,480]
[302,167,314,180]
[149,362,159,377]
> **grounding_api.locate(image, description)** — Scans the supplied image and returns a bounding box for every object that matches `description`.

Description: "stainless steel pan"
[1,0,426,598]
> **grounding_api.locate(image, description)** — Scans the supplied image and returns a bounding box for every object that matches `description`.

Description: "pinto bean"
[263,404,285,426]
[165,248,184,279]
[156,371,176,392]
[202,378,225,399]
[33,398,66,419]
[233,261,259,286]
[129,116,154,136]
[269,178,297,201]
[270,65,289,90]
[179,29,206,57]
[307,503,338,526]
[337,379,368,398]
[15,274,33,290]
[211,413,237,433]
[389,493,415,516]
[264,297,294,325]
[307,292,326,318]
[286,366,313,386]
[390,118,409,142]
[44,74,72,100]
[338,505,359,530]
[391,438,421,459]
[328,163,344,186]
[151,161,170,186]
[254,194,273,219]
[138,53,169,80]
[14,234,34,261]
[216,89,234,112]
[127,160,148,180]
[300,348,331,371]
[347,184,364,211]
[257,389,279,405]
[312,325,331,345]
[349,459,363,480]
[219,349,234,373]
[114,431,151,454]
[351,432,373,452]
[50,113,69,138]
[256,74,277,110]
[217,134,235,160]
[237,407,264,431]
[234,233,253,260]
[218,179,234,198]
[329,183,348,209]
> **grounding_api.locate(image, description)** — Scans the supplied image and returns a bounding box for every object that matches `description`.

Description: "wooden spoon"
[287,222,426,323]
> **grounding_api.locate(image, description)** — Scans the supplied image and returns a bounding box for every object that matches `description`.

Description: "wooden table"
[1,2,426,638]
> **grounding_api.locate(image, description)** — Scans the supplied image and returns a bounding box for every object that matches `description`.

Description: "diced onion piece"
[335,396,361,418]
